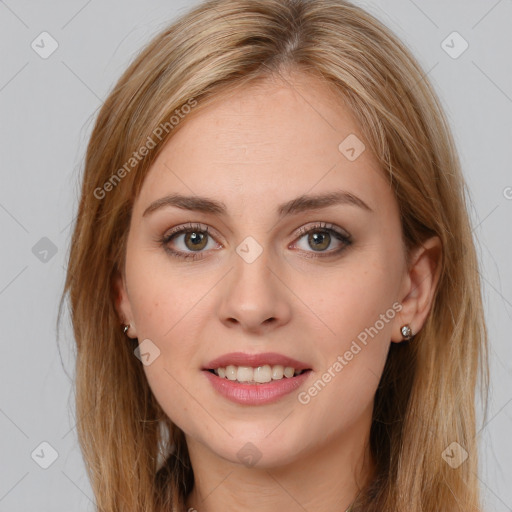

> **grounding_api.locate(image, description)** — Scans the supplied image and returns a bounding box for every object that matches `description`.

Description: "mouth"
[205,365,312,385]
[202,363,313,405]
[202,352,313,386]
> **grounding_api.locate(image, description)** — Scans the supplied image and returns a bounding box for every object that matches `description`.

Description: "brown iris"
[184,231,208,251]
[308,230,331,251]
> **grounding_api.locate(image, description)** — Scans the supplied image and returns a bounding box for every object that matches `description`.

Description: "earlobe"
[391,235,442,343]
[112,271,135,333]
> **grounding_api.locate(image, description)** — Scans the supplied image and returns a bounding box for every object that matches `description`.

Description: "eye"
[159,223,220,261]
[291,222,352,258]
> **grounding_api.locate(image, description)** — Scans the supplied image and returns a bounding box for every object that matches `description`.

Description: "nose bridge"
[234,239,273,295]
[217,235,292,331]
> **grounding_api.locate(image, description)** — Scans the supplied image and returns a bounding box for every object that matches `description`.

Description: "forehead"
[134,72,392,219]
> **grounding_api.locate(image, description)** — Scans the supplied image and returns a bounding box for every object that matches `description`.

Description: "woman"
[60,0,489,511]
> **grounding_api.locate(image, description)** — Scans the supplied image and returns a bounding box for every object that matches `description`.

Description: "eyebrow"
[142,190,373,218]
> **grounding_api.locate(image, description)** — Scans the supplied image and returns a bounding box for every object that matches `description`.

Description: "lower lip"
[203,370,312,405]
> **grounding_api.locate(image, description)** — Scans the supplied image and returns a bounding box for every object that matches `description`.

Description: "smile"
[203,367,312,405]
[208,364,308,384]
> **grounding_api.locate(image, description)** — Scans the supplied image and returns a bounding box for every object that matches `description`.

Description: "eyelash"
[158,222,352,261]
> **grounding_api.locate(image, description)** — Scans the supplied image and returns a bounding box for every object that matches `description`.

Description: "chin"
[206,430,307,470]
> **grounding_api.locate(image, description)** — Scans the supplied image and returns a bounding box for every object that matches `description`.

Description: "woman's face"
[116,72,413,469]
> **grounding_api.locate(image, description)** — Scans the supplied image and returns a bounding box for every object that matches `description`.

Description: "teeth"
[283,366,295,378]
[212,364,305,384]
[271,365,284,380]
[237,366,253,383]
[225,365,237,380]
[254,365,272,383]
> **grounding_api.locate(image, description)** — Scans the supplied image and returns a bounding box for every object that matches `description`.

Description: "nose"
[216,247,292,334]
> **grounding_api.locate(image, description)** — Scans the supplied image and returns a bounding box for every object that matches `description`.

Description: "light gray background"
[0,0,511,510]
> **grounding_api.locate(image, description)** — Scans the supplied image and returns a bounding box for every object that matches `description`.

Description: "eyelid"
[293,221,351,241]
[162,221,350,246]
[164,222,223,244]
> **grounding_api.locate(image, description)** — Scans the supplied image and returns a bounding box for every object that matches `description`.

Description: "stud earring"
[400,324,413,340]
[122,324,130,335]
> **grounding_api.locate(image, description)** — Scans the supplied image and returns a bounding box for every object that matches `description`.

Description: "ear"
[113,270,137,338]
[391,235,442,343]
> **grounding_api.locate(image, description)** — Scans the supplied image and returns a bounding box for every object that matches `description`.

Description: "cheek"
[130,279,207,431]
[294,271,394,437]
[126,242,211,340]
[293,256,398,348]
[130,278,207,373]
[124,253,214,412]
[292,253,397,399]
[295,254,398,429]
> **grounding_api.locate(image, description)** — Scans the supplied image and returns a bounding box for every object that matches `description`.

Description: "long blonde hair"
[59,1,489,510]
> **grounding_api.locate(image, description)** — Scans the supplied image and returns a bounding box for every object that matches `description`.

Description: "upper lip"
[204,352,311,371]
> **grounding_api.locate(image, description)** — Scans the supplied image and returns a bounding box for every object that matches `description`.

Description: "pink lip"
[203,369,312,405]
[203,352,311,371]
